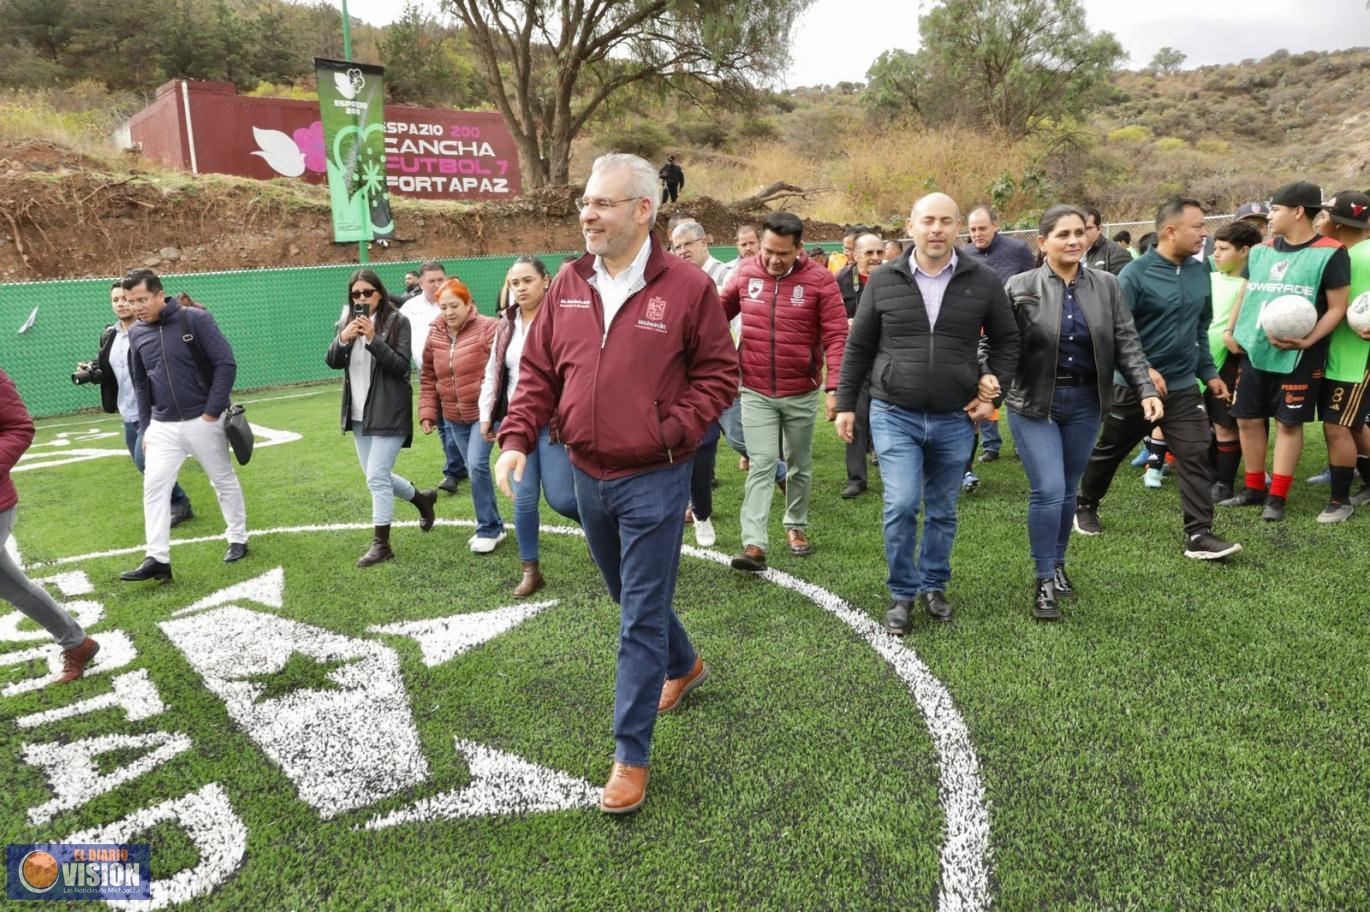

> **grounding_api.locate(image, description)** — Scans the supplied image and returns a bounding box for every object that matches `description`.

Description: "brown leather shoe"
[787,528,812,556]
[58,637,100,684]
[658,656,709,713]
[684,507,694,525]
[513,560,545,598]
[731,545,767,572]
[600,762,649,814]
[738,456,749,471]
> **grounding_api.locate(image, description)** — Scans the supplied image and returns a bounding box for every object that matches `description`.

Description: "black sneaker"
[438,475,460,494]
[1219,487,1266,507]
[1261,495,1286,522]
[977,450,1000,463]
[840,481,866,499]
[1073,505,1102,536]
[1033,578,1060,620]
[1183,531,1242,560]
[1209,482,1234,504]
[1052,564,1076,599]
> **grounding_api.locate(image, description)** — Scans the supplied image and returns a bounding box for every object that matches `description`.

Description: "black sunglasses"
[350,288,378,299]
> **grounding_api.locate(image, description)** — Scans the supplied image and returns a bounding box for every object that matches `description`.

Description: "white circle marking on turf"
[35,519,993,912]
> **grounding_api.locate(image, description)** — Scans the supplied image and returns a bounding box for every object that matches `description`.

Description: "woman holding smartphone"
[327,269,437,567]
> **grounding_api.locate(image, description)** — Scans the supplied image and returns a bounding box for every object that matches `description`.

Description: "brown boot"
[357,525,394,567]
[600,762,649,814]
[57,637,100,684]
[409,488,437,531]
[513,560,545,598]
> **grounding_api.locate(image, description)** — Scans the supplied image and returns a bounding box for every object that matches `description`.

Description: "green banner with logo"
[313,57,395,243]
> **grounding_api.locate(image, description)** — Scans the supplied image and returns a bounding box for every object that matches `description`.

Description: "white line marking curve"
[33,519,993,910]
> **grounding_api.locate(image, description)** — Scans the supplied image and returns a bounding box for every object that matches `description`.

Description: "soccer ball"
[1260,294,1317,341]
[1347,291,1370,334]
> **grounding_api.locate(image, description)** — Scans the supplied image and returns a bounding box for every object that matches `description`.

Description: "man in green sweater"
[1075,197,1242,560]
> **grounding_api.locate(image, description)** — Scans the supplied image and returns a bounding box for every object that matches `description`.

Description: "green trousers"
[739,387,820,550]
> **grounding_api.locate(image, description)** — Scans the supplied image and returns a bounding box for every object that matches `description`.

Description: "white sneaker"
[468,531,507,554]
[1143,467,1164,489]
[694,518,716,547]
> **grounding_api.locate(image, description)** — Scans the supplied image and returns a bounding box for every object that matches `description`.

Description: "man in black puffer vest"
[835,193,1019,633]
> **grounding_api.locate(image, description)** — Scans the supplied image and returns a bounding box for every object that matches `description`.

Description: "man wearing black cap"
[1234,202,1271,240]
[1314,190,1370,520]
[1221,181,1352,522]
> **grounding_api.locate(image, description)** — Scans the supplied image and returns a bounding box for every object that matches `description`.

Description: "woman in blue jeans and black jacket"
[327,269,438,568]
[1004,205,1162,620]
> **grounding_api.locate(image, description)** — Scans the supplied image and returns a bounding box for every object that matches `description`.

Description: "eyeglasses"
[350,288,378,299]
[577,196,641,211]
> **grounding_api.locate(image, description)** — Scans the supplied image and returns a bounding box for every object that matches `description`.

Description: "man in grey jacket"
[120,269,248,581]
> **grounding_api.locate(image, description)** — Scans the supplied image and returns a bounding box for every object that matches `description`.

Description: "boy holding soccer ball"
[1316,190,1370,514]
[1222,182,1351,521]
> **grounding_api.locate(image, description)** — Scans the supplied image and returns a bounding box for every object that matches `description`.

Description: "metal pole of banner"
[341,0,368,264]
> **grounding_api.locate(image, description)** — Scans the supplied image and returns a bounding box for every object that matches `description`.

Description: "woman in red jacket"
[419,278,503,553]
[0,368,100,682]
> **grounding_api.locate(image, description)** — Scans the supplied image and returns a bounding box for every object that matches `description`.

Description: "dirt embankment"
[0,141,839,282]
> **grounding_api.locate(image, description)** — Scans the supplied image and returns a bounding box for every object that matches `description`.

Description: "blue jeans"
[443,418,502,538]
[507,424,580,561]
[719,395,785,482]
[437,419,468,482]
[573,460,697,767]
[689,422,720,521]
[1008,387,1102,579]
[125,421,188,506]
[979,416,1003,453]
[868,401,976,599]
[351,423,416,525]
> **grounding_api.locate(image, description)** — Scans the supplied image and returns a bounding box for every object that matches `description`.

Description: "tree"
[1147,47,1186,76]
[913,0,1125,137]
[379,3,485,107]
[443,0,814,187]
[862,49,925,124]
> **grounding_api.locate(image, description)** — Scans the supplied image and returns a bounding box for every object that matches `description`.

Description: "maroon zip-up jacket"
[0,368,35,513]
[497,237,738,480]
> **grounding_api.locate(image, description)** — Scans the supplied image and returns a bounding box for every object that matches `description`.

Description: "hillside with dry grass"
[0,47,1367,280]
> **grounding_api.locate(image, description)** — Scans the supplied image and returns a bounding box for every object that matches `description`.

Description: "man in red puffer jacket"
[720,211,849,570]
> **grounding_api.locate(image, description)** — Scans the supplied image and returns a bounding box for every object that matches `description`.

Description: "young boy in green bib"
[1222,182,1351,522]
[1316,190,1370,518]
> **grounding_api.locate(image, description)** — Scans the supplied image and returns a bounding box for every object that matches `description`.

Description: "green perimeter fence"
[1,246,769,418]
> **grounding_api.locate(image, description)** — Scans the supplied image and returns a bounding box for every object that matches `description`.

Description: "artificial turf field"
[2,382,1366,910]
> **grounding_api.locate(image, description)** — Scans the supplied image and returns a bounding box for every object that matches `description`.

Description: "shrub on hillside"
[1107,125,1153,144]
[595,121,673,161]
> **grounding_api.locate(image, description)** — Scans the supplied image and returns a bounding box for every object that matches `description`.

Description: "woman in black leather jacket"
[326,269,437,567]
[1003,206,1161,620]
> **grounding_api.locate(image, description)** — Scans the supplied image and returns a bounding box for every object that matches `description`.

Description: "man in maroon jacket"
[494,153,738,815]
[720,211,849,570]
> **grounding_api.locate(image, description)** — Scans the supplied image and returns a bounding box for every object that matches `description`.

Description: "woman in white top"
[479,257,580,597]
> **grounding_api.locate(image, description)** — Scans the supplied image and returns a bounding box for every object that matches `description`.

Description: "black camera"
[71,361,102,385]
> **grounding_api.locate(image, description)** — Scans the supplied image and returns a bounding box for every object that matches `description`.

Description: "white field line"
[34,388,331,431]
[38,519,993,911]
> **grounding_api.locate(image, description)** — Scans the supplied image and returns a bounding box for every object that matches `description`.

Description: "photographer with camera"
[328,269,438,568]
[75,281,192,527]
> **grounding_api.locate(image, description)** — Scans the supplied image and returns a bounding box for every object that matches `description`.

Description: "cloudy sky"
[342,0,1367,86]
